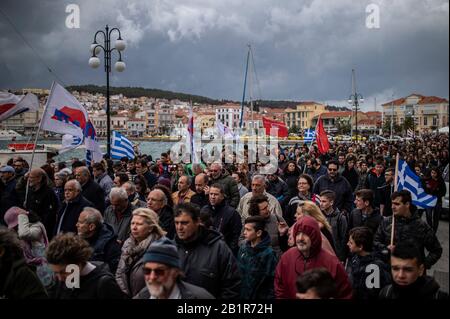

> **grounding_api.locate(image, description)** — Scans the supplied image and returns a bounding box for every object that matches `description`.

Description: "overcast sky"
[0,0,448,110]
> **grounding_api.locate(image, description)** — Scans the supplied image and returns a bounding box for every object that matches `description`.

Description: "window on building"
[424,117,428,126]
[433,117,437,126]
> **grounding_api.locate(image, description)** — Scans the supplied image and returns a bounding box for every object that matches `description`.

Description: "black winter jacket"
[200,201,242,255]
[175,227,241,299]
[87,223,122,274]
[374,212,443,269]
[348,207,383,235]
[55,194,93,235]
[48,262,125,299]
[81,179,105,213]
[379,276,448,299]
[313,174,353,214]
[25,184,59,239]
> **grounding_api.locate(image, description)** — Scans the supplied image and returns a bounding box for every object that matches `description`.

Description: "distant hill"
[66,85,230,105]
[65,85,351,111]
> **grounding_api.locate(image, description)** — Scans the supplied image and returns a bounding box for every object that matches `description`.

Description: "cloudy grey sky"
[0,0,448,110]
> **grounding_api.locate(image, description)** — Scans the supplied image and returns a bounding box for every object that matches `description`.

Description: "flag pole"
[391,152,400,246]
[303,116,319,173]
[24,81,55,206]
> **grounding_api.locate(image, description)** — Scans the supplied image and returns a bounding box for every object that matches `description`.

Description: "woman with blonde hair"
[116,208,166,298]
[287,201,336,256]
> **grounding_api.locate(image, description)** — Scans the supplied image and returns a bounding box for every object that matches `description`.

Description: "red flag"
[262,117,288,138]
[315,115,329,154]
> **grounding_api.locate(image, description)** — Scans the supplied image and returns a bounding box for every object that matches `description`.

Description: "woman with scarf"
[116,208,166,298]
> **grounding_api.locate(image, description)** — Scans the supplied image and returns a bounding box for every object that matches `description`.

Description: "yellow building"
[285,102,327,129]
[198,113,216,129]
[382,94,448,133]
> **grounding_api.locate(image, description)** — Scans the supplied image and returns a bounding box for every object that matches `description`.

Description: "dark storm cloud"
[0,0,448,109]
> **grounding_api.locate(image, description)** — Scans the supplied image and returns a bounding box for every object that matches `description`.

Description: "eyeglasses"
[143,267,168,276]
[328,168,338,171]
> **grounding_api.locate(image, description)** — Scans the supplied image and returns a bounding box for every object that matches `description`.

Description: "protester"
[46,233,125,299]
[134,238,214,299]
[104,187,136,244]
[295,268,337,299]
[116,208,166,298]
[237,216,278,299]
[379,240,448,299]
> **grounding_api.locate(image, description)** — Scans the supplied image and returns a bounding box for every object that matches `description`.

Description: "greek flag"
[397,159,437,208]
[111,131,135,160]
[303,128,315,143]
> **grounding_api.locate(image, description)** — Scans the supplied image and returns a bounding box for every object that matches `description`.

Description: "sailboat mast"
[249,45,254,132]
[239,46,251,129]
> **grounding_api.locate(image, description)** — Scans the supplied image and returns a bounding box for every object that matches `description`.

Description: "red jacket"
[274,215,353,299]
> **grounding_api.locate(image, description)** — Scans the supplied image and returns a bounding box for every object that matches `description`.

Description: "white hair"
[109,187,128,201]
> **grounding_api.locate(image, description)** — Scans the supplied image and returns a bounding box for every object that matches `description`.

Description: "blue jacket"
[237,232,278,299]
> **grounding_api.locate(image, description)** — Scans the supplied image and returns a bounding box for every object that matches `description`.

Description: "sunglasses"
[143,267,169,276]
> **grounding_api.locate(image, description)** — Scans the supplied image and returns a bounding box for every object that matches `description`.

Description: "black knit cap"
[143,237,180,269]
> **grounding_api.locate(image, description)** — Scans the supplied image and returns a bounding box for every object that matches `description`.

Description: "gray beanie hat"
[143,237,180,269]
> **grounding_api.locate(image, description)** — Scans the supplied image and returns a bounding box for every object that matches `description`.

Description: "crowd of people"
[0,133,448,300]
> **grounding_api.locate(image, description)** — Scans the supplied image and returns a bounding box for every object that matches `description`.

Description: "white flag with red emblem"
[0,91,39,122]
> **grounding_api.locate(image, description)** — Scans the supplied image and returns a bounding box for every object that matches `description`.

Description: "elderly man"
[24,168,60,237]
[92,162,114,202]
[0,165,19,224]
[134,238,214,299]
[104,187,136,245]
[55,179,93,235]
[76,207,122,273]
[172,175,196,205]
[208,162,240,208]
[75,166,105,213]
[237,175,283,223]
[122,182,147,208]
[147,189,175,239]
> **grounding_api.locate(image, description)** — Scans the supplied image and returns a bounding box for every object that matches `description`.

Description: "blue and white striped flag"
[111,131,135,160]
[303,128,315,143]
[397,159,437,208]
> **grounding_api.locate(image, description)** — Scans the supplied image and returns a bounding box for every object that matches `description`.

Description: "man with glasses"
[135,238,214,299]
[313,160,353,215]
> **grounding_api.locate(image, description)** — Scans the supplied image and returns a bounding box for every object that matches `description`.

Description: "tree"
[402,117,414,134]
[289,125,300,134]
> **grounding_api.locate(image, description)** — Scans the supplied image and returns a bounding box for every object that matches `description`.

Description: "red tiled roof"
[382,94,447,106]
[418,96,448,105]
[365,111,382,116]
[316,111,352,119]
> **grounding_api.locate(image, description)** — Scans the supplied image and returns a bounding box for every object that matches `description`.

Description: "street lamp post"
[348,69,363,142]
[89,25,126,158]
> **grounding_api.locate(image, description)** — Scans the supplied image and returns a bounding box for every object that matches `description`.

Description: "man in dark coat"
[209,162,240,208]
[24,168,59,238]
[364,160,386,208]
[374,190,442,269]
[75,166,105,214]
[200,184,242,255]
[348,189,383,234]
[55,180,93,236]
[313,160,353,215]
[135,158,157,189]
[147,189,175,239]
[76,207,121,273]
[379,240,448,299]
[104,187,136,245]
[190,173,209,209]
[174,203,241,299]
